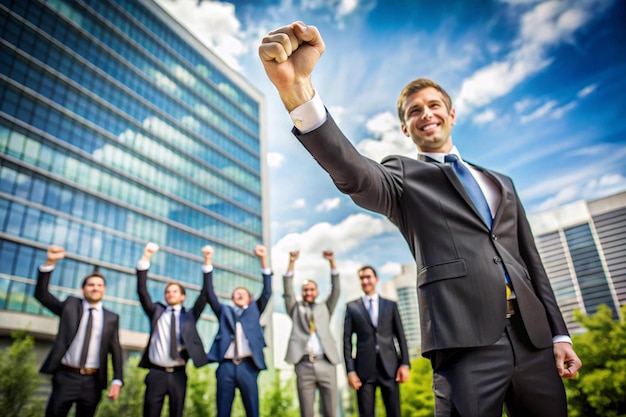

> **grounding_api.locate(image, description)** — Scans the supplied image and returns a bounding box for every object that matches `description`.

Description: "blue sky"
[156,0,626,302]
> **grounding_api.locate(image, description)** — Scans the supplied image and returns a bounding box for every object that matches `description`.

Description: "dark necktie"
[444,154,493,228]
[169,308,178,359]
[79,307,94,368]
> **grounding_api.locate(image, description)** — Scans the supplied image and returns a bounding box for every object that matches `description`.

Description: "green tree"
[260,371,299,417]
[0,331,45,417]
[566,304,626,417]
[400,356,434,417]
[96,356,147,417]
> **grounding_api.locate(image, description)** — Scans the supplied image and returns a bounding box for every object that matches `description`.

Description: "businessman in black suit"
[136,242,210,417]
[35,245,123,417]
[344,265,409,417]
[259,22,582,417]
[205,245,272,417]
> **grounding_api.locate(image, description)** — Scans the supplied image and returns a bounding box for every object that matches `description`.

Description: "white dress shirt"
[62,300,103,369]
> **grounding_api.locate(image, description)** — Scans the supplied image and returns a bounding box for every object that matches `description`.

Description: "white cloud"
[338,0,359,16]
[271,213,397,304]
[456,0,606,114]
[155,0,246,70]
[519,99,576,123]
[379,261,403,277]
[315,197,341,212]
[267,152,285,168]
[356,112,415,161]
[473,108,497,124]
[292,198,306,209]
[577,83,597,98]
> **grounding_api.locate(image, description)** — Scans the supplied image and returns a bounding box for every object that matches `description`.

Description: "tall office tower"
[529,191,626,333]
[381,263,421,358]
[0,0,268,355]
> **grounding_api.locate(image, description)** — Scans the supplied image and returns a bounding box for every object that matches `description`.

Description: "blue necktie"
[444,154,492,228]
[445,155,511,288]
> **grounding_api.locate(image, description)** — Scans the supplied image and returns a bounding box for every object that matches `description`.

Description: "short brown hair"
[397,78,453,124]
[301,280,318,289]
[165,282,186,296]
[358,265,378,277]
[82,267,105,287]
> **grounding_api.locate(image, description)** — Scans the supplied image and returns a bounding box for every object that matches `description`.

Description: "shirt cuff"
[289,91,327,133]
[553,335,572,345]
[330,269,338,275]
[284,271,294,277]
[136,260,150,271]
[202,264,213,273]
[39,264,54,272]
[261,267,272,275]
[111,379,123,386]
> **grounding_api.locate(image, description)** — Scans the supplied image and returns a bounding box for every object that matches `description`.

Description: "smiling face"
[82,275,105,304]
[400,86,456,153]
[301,280,319,304]
[164,283,186,306]
[231,287,251,308]
[358,267,379,296]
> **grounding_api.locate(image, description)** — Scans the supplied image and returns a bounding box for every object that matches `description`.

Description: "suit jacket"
[205,270,272,370]
[35,269,123,390]
[136,268,209,368]
[294,114,569,356]
[283,272,340,365]
[344,296,410,380]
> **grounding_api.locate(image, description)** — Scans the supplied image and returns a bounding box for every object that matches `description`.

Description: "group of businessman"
[35,242,271,417]
[33,18,582,417]
[35,239,410,417]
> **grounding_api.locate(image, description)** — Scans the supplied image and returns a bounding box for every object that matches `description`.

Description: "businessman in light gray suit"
[283,250,340,417]
[259,22,582,417]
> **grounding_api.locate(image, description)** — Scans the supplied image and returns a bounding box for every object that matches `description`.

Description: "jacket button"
[492,234,498,240]
[493,256,501,264]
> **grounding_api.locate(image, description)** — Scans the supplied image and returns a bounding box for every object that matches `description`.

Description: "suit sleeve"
[283,273,297,315]
[203,269,222,318]
[110,314,124,383]
[514,188,569,337]
[294,113,404,220]
[343,305,355,374]
[191,268,210,320]
[391,302,410,367]
[325,272,340,315]
[256,272,272,313]
[35,268,63,315]
[136,268,157,317]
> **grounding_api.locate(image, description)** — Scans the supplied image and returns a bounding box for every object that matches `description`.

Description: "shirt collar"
[82,299,102,311]
[418,145,462,164]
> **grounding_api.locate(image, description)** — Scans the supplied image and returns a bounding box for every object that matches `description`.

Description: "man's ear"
[401,123,409,137]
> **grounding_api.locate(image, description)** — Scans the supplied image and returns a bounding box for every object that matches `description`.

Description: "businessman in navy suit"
[344,266,410,417]
[205,245,272,417]
[136,242,210,417]
[35,245,123,417]
[259,22,582,417]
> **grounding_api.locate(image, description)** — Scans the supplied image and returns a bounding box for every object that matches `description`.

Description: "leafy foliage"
[400,356,435,417]
[0,331,45,417]
[566,304,626,417]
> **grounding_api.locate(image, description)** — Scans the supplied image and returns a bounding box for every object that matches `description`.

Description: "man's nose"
[421,106,433,119]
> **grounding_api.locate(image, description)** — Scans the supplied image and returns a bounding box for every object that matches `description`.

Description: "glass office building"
[529,191,626,333]
[0,0,268,353]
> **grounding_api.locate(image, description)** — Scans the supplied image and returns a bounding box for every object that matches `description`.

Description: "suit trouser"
[45,369,101,417]
[356,355,401,417]
[216,358,260,417]
[143,366,187,417]
[430,313,567,417]
[294,356,337,417]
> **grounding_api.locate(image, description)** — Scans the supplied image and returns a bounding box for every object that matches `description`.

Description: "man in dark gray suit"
[258,22,582,417]
[136,242,210,417]
[283,250,340,417]
[35,245,123,417]
[344,265,409,417]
